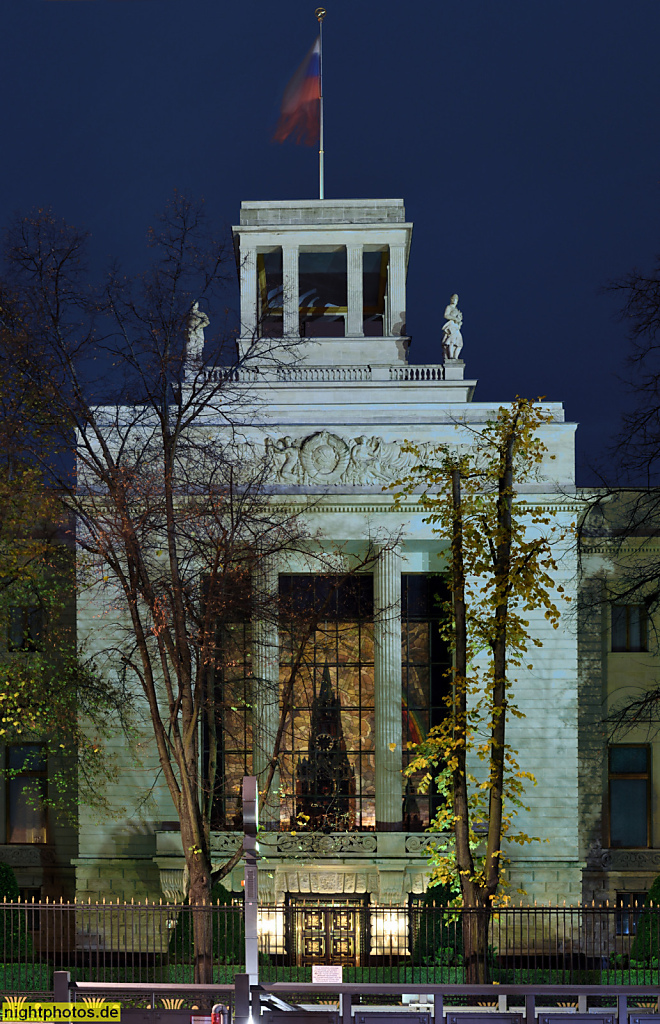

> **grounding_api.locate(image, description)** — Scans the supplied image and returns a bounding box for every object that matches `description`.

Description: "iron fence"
[1,900,660,995]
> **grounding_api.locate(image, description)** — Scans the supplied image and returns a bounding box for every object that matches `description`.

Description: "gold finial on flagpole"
[315,8,327,22]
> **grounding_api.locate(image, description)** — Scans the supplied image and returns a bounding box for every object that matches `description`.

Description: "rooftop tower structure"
[232,198,474,396]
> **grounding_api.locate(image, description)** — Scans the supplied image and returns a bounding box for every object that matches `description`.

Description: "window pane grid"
[402,575,451,831]
[608,744,650,848]
[612,604,648,652]
[211,622,252,829]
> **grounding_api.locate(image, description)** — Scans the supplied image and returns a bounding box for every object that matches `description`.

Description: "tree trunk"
[186,839,214,988]
[462,902,490,984]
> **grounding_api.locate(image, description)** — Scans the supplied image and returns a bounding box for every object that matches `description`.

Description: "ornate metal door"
[289,899,364,966]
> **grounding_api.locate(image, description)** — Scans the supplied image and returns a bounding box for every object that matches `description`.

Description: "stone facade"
[72,196,587,910]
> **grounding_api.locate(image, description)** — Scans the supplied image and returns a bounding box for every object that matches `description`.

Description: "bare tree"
[0,197,395,982]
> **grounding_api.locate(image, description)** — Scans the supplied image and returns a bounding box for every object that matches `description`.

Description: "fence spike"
[103,897,106,905]
[88,897,91,905]
[60,896,63,904]
[160,898,162,905]
[131,897,134,905]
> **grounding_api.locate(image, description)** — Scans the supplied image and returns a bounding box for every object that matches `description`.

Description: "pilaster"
[388,244,407,337]
[239,246,257,340]
[282,246,299,337]
[374,544,403,830]
[252,555,280,828]
[346,244,364,337]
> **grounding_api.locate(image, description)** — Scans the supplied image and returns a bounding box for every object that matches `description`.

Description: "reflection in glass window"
[609,745,650,848]
[299,250,347,337]
[7,745,47,844]
[279,575,374,829]
[616,891,647,936]
[401,575,451,830]
[8,607,42,652]
[612,604,647,652]
[257,250,284,337]
[209,621,253,830]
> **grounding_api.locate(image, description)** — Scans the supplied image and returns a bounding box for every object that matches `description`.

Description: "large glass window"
[257,250,284,337]
[612,605,648,652]
[299,250,347,337]
[7,744,47,844]
[209,620,253,830]
[609,745,650,848]
[401,575,451,830]
[279,575,374,829]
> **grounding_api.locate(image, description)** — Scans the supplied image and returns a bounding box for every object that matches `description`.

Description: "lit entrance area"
[287,896,368,967]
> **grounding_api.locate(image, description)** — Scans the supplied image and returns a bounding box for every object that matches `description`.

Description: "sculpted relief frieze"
[265,431,430,487]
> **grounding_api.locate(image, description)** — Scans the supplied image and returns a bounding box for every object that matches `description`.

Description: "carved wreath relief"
[265,430,426,486]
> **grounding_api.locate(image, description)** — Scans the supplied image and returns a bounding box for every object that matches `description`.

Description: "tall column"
[388,243,407,337]
[282,245,299,337]
[346,244,364,336]
[239,246,257,340]
[252,556,280,829]
[374,544,403,831]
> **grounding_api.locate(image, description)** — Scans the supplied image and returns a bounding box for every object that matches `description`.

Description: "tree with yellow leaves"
[393,398,567,982]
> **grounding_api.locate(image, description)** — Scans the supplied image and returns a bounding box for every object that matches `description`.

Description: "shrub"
[631,875,660,963]
[168,882,244,965]
[411,884,463,966]
[0,863,32,957]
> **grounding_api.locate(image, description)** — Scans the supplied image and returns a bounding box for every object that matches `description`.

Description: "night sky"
[2,1,659,483]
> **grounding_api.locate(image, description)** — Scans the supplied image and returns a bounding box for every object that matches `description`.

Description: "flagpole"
[316,7,326,199]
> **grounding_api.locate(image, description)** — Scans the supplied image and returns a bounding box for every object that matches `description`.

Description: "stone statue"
[186,301,209,362]
[442,293,463,360]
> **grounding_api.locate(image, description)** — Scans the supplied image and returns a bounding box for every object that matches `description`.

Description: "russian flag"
[273,38,321,147]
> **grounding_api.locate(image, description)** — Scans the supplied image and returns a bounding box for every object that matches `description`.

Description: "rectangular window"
[208,620,253,830]
[616,891,647,936]
[609,745,650,848]
[299,250,347,337]
[257,249,284,337]
[8,607,42,652]
[279,575,374,830]
[612,605,648,652]
[401,575,451,830]
[7,745,47,844]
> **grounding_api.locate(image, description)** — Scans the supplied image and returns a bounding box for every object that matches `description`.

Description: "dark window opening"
[257,250,283,336]
[299,250,347,337]
[207,620,252,831]
[609,745,650,848]
[616,891,647,935]
[8,606,42,652]
[401,575,451,830]
[612,604,648,652]
[7,744,47,844]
